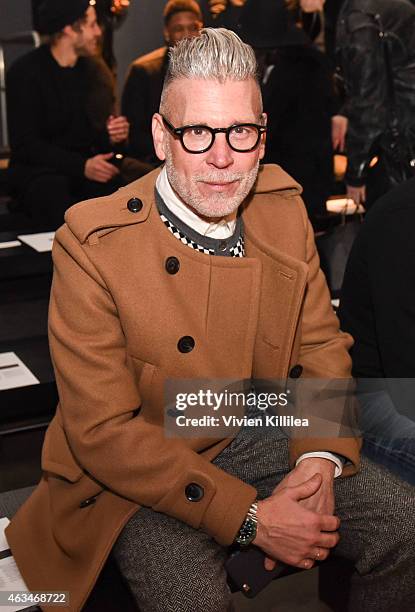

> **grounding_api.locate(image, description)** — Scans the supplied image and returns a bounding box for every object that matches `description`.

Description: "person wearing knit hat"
[36,0,93,36]
[6,0,130,230]
[239,0,336,228]
[121,1,203,170]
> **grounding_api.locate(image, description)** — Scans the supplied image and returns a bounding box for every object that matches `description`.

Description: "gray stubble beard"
[164,141,260,218]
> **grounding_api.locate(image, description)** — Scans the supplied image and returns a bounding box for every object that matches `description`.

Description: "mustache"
[194,172,246,183]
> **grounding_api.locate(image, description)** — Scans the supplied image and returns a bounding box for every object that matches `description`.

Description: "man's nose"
[205,133,234,168]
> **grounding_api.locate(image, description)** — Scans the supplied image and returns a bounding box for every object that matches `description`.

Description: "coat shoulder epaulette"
[64,168,161,245]
[254,164,302,196]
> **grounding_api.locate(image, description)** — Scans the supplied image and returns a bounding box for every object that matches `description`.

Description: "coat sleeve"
[338,218,384,378]
[288,198,361,473]
[340,191,415,377]
[48,225,257,546]
[339,14,388,186]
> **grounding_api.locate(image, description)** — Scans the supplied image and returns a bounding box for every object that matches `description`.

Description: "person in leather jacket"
[336,0,415,207]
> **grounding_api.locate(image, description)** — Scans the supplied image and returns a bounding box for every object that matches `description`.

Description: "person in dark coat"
[338,177,415,485]
[33,0,131,72]
[8,0,129,230]
[240,0,336,226]
[285,1,347,66]
[121,0,202,167]
[336,0,415,207]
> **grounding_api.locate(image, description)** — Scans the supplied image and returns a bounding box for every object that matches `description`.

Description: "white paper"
[0,557,31,612]
[0,518,10,552]
[0,353,39,391]
[326,198,365,215]
[0,517,10,552]
[0,241,21,250]
[17,232,55,253]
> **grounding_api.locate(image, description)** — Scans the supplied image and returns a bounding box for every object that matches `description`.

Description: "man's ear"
[163,27,171,45]
[152,113,167,161]
[259,112,267,160]
[62,24,76,40]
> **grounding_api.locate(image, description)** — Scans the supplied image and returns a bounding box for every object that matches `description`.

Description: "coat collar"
[64,164,302,248]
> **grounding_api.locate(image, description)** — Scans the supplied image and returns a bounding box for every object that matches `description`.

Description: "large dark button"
[218,241,227,252]
[185,483,204,502]
[178,336,195,353]
[127,197,143,213]
[289,364,303,379]
[79,496,97,508]
[165,256,180,275]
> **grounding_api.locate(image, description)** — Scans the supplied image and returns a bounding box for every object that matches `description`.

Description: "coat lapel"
[244,223,308,379]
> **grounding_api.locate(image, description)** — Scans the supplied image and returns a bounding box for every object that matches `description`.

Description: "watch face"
[237,518,257,545]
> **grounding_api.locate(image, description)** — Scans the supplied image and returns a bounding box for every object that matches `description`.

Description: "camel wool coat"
[6,164,360,611]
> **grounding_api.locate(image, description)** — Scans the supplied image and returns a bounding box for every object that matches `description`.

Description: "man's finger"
[111,118,128,127]
[109,129,127,138]
[93,167,117,181]
[264,556,276,571]
[300,559,315,570]
[100,160,120,173]
[95,170,112,180]
[361,185,366,202]
[320,514,340,532]
[108,125,126,133]
[92,173,108,183]
[95,167,115,180]
[309,547,330,562]
[316,531,340,549]
[100,153,115,160]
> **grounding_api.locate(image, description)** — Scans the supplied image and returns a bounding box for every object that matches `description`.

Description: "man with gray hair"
[6,28,415,612]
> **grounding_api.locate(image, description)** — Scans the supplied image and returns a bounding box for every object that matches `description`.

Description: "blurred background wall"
[114,0,165,91]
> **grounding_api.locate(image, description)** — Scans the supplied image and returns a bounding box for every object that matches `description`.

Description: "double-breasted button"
[165,256,180,275]
[79,495,98,508]
[178,336,195,353]
[289,364,303,379]
[185,483,204,502]
[127,197,143,213]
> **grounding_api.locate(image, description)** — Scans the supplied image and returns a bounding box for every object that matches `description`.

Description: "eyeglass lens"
[182,125,260,152]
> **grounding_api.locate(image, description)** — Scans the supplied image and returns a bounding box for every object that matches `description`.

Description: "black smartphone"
[225,547,288,598]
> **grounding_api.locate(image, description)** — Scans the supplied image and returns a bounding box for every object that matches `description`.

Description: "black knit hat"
[239,0,310,49]
[37,0,92,35]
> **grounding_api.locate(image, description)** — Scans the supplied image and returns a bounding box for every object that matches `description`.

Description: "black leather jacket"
[336,0,415,186]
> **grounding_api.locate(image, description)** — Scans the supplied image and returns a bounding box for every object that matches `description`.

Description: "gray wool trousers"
[112,427,415,612]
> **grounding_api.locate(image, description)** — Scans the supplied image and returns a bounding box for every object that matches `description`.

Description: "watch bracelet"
[234,501,258,544]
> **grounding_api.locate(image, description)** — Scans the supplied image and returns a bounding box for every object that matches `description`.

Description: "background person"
[240,0,336,227]
[122,0,203,167]
[339,177,415,485]
[336,0,415,207]
[7,0,129,230]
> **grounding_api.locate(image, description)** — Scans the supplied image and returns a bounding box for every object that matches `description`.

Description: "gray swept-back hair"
[160,28,260,114]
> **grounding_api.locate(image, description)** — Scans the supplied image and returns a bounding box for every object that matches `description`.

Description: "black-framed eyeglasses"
[161,115,267,154]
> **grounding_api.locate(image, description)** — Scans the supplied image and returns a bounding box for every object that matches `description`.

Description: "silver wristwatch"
[234,502,258,547]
